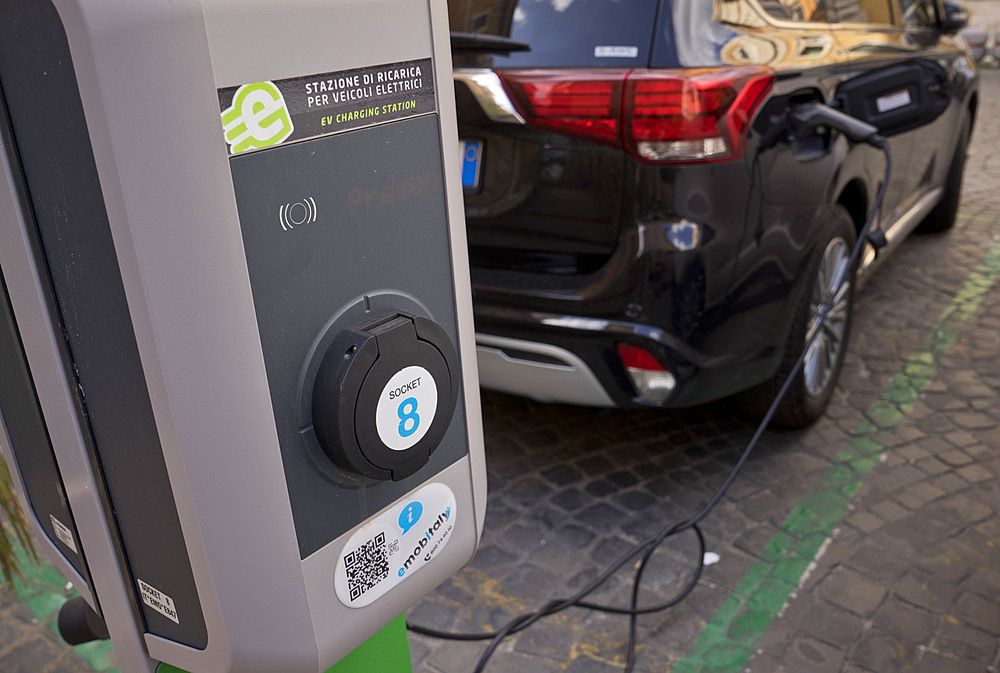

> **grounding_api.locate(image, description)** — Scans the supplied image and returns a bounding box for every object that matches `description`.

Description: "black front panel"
[230,115,470,559]
[0,0,207,649]
[0,269,92,590]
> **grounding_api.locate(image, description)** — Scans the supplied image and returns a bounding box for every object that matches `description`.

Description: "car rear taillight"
[498,70,623,144]
[498,66,774,164]
[616,343,676,403]
[626,68,774,162]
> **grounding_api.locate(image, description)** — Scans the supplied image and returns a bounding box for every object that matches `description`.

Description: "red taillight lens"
[499,66,774,164]
[615,343,668,371]
[616,343,676,403]
[498,70,624,143]
[625,67,774,163]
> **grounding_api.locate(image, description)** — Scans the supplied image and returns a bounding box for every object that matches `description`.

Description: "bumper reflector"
[615,343,677,404]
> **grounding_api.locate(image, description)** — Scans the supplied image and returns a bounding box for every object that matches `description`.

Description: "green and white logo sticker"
[220,81,294,155]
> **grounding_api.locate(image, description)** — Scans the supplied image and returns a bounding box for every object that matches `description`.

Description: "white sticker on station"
[375,365,438,451]
[137,579,180,624]
[876,89,912,113]
[334,482,457,608]
[49,515,78,554]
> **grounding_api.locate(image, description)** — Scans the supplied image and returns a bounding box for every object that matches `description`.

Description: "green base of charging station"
[325,615,412,673]
[157,615,412,673]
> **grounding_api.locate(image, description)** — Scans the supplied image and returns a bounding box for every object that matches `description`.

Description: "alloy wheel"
[804,236,851,396]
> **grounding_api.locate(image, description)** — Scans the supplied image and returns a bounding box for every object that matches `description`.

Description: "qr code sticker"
[344,532,389,602]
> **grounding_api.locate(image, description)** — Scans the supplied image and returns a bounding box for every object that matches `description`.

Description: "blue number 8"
[397,397,420,438]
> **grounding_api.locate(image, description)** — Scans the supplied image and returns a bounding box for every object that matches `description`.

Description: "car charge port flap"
[833,59,951,137]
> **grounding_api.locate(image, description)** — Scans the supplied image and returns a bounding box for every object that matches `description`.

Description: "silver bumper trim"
[453,70,525,125]
[475,334,615,407]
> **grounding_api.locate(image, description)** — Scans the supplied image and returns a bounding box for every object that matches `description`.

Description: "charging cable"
[410,105,891,673]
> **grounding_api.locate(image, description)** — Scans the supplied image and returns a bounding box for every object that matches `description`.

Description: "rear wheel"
[917,113,970,233]
[738,205,856,428]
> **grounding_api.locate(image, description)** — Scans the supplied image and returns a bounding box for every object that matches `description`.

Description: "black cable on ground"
[410,138,891,673]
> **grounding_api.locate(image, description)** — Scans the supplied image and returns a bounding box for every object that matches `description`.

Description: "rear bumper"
[472,304,783,409]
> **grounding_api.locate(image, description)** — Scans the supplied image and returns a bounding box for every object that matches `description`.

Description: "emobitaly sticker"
[218,58,435,156]
[334,482,456,608]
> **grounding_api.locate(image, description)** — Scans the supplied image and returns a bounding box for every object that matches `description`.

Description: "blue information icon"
[399,501,423,535]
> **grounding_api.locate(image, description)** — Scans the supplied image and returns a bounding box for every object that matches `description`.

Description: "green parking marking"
[5,536,119,672]
[958,212,1000,223]
[674,235,1000,673]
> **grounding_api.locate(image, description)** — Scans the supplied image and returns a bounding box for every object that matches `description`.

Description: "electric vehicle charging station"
[0,1,485,672]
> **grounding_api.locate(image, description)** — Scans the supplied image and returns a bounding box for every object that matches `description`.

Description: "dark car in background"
[448,0,978,427]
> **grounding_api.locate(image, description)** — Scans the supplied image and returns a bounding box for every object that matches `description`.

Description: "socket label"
[137,578,180,624]
[376,366,438,451]
[49,515,78,554]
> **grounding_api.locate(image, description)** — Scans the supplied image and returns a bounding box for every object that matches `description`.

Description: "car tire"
[738,205,856,428]
[917,113,970,234]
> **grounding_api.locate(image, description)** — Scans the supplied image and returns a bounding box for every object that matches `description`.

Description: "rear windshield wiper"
[450,31,530,55]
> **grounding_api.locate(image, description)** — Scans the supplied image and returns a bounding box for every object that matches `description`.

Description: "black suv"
[449,0,978,426]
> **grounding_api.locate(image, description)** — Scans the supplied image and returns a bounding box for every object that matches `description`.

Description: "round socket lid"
[311,312,458,480]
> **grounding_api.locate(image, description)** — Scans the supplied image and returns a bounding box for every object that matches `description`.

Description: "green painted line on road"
[674,234,1000,673]
[958,213,1000,223]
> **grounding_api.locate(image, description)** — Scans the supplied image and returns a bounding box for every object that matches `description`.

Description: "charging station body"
[0,1,485,672]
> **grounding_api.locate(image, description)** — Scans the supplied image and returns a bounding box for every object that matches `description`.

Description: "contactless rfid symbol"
[221,81,294,155]
[278,197,318,231]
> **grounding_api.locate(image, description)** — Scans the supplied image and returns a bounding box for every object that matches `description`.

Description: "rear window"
[448,0,661,68]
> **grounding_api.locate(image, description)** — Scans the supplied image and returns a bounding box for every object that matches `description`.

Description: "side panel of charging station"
[0,1,485,672]
[0,2,209,650]
[0,266,93,595]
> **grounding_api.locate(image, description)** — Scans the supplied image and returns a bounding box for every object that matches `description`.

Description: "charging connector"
[790,101,882,145]
[789,102,890,255]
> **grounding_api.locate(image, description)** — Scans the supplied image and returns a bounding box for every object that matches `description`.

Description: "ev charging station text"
[217,58,435,154]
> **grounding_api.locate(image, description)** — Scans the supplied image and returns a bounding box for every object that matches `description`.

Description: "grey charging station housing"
[0,1,486,672]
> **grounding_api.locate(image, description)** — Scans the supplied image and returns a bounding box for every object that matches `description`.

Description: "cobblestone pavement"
[1,66,998,673]
[0,554,115,673]
[407,68,1000,673]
